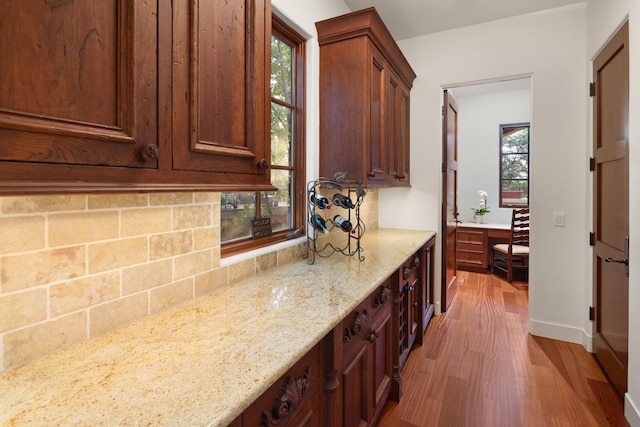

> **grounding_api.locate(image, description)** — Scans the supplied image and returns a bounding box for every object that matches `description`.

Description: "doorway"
[441,77,532,309]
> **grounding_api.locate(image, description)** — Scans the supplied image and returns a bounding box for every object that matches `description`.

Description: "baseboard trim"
[626,393,640,427]
[529,319,591,351]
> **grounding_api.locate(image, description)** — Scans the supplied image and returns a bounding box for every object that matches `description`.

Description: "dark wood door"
[370,311,393,422]
[397,82,411,184]
[171,0,271,181]
[0,1,158,169]
[368,46,386,183]
[342,344,369,427]
[592,21,629,397]
[442,90,459,311]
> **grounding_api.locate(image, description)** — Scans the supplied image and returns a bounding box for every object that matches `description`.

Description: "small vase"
[474,214,484,224]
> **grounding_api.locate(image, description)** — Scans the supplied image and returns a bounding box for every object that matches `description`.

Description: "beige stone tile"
[1,247,86,292]
[277,246,299,266]
[257,252,277,273]
[122,260,173,295]
[211,199,221,227]
[174,250,212,280]
[228,258,255,284]
[50,273,120,317]
[150,231,193,260]
[295,242,307,259]
[1,195,86,214]
[0,288,47,333]
[193,226,219,251]
[194,192,218,204]
[0,216,45,255]
[88,194,148,209]
[194,267,228,296]
[48,211,119,246]
[149,193,193,206]
[89,292,148,337]
[173,205,211,230]
[88,237,147,274]
[121,208,171,237]
[150,279,193,314]
[3,311,87,370]
[212,246,221,268]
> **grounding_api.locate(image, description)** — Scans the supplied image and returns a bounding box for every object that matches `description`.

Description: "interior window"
[499,123,529,207]
[221,15,306,255]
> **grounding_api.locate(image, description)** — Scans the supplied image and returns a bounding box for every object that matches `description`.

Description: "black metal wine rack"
[305,177,366,264]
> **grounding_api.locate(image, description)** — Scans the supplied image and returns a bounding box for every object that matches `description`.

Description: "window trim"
[499,122,530,208]
[221,15,306,257]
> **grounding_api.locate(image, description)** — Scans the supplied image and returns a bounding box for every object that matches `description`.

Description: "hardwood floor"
[376,271,628,427]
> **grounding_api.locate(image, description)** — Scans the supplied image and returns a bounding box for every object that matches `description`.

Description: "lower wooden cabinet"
[456,227,488,271]
[456,226,511,272]
[242,236,436,427]
[418,238,436,341]
[340,282,393,427]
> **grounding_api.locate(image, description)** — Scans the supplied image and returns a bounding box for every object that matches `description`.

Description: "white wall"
[381,5,588,338]
[587,0,640,424]
[454,86,531,224]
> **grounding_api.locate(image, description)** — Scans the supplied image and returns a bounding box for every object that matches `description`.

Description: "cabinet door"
[370,310,393,421]
[367,46,386,183]
[0,1,157,169]
[386,72,400,181]
[386,72,410,186]
[396,83,411,185]
[172,0,271,184]
[342,343,369,427]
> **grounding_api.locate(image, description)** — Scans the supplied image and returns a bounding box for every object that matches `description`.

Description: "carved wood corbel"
[343,310,368,342]
[373,286,391,308]
[261,367,312,426]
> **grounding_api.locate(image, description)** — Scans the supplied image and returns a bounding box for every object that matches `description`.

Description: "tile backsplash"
[0,189,378,371]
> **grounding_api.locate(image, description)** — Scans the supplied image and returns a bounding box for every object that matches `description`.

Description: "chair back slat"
[511,208,529,246]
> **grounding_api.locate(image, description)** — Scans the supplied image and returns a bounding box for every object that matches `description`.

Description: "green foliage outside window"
[500,124,529,206]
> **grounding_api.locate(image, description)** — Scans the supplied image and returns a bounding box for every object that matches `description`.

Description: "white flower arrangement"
[471,190,490,215]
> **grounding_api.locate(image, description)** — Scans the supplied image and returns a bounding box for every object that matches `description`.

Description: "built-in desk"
[456,222,510,272]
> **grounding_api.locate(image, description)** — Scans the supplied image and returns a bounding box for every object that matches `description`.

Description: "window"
[499,123,529,207]
[221,16,306,255]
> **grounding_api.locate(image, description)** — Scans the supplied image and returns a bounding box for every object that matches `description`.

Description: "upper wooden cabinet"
[0,2,158,169]
[316,8,416,188]
[0,0,272,194]
[171,0,271,179]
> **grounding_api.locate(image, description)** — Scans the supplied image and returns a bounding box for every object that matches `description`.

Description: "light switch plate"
[553,211,566,227]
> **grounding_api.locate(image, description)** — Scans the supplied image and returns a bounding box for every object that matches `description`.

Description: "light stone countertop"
[0,228,435,427]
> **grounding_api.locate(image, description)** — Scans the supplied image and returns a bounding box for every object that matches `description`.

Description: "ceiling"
[342,0,585,41]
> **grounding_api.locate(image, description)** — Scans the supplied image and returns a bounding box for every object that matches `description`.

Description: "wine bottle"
[332,193,355,209]
[310,193,331,209]
[333,215,353,233]
[311,214,329,234]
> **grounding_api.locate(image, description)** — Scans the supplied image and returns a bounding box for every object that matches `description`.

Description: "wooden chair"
[491,208,529,283]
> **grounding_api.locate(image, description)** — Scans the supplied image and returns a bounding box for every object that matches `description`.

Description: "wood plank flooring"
[376,271,628,427]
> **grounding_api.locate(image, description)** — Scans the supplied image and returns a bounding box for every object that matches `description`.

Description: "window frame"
[499,122,530,208]
[221,15,306,257]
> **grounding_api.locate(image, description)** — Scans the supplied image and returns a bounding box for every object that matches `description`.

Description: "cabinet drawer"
[244,345,321,427]
[457,242,485,253]
[456,229,484,244]
[341,283,393,361]
[457,250,485,264]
